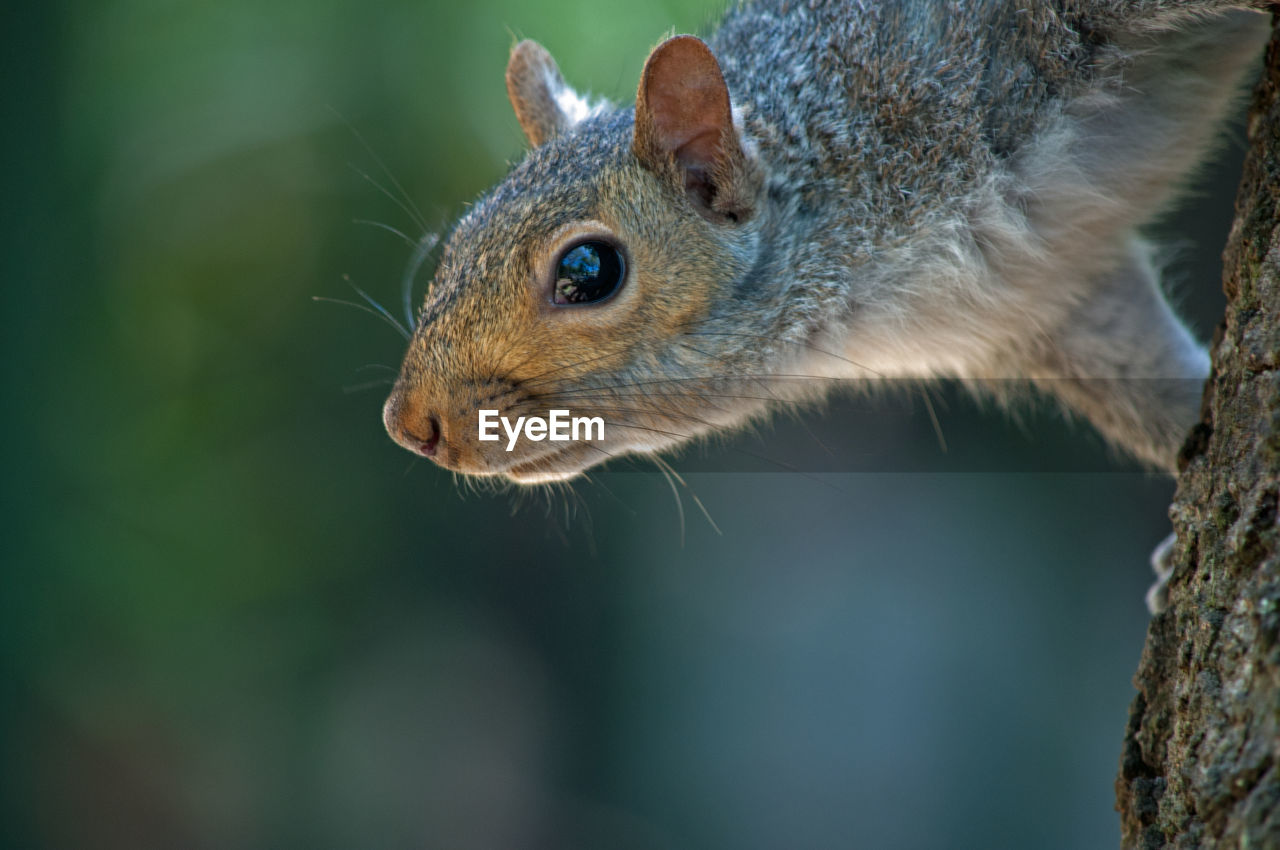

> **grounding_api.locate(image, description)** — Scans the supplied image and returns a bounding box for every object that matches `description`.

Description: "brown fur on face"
[382,139,763,482]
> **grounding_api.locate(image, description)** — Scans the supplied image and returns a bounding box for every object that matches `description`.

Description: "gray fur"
[704,2,1267,470]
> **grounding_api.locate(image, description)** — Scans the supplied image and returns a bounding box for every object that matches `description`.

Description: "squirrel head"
[384,35,781,484]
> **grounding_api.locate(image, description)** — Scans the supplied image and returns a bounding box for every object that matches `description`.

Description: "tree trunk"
[1115,15,1280,850]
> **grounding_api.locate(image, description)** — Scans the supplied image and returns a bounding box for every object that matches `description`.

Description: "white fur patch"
[546,67,602,126]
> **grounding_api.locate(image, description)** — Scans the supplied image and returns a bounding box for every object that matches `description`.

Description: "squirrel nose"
[405,416,442,457]
[383,394,443,458]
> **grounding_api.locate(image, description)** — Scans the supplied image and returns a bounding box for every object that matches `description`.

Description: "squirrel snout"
[382,393,442,459]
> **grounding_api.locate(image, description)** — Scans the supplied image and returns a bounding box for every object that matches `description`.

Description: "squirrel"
[381,1,1271,600]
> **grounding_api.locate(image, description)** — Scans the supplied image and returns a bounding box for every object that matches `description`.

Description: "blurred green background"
[3,1,1250,848]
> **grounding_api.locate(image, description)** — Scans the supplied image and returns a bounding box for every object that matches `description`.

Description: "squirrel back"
[382,0,1270,483]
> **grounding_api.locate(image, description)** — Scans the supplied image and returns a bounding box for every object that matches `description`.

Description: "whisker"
[518,350,625,390]
[539,373,840,400]
[665,343,838,459]
[559,481,595,551]
[402,231,439,332]
[545,389,765,403]
[343,377,395,394]
[349,280,411,339]
[352,218,418,250]
[347,163,431,236]
[919,386,948,453]
[786,404,838,459]
[576,469,638,519]
[672,339,796,411]
[330,105,431,232]
[682,330,885,378]
[312,294,410,341]
[652,454,721,536]
[654,459,685,546]
[600,419,847,493]
[556,403,845,480]
[536,401,722,431]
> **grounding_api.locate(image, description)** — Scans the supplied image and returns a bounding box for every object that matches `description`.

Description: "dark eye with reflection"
[553,241,626,305]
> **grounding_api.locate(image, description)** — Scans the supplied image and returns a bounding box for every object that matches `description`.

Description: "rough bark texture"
[1115,16,1280,850]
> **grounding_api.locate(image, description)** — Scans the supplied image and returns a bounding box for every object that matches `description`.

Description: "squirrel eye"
[553,241,625,305]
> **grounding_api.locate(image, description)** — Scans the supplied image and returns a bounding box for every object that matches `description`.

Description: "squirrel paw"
[1145,532,1178,615]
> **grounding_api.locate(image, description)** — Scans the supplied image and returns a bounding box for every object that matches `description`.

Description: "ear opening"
[506,39,598,147]
[633,35,758,223]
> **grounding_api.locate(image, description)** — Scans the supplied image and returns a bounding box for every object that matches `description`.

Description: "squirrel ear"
[506,40,597,147]
[633,35,754,221]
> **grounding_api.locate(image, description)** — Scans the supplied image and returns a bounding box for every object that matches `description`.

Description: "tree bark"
[1115,15,1280,850]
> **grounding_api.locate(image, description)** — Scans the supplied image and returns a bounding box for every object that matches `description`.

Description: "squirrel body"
[383,0,1270,483]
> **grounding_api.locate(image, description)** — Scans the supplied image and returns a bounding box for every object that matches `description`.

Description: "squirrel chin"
[502,466,584,485]
[497,447,595,484]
